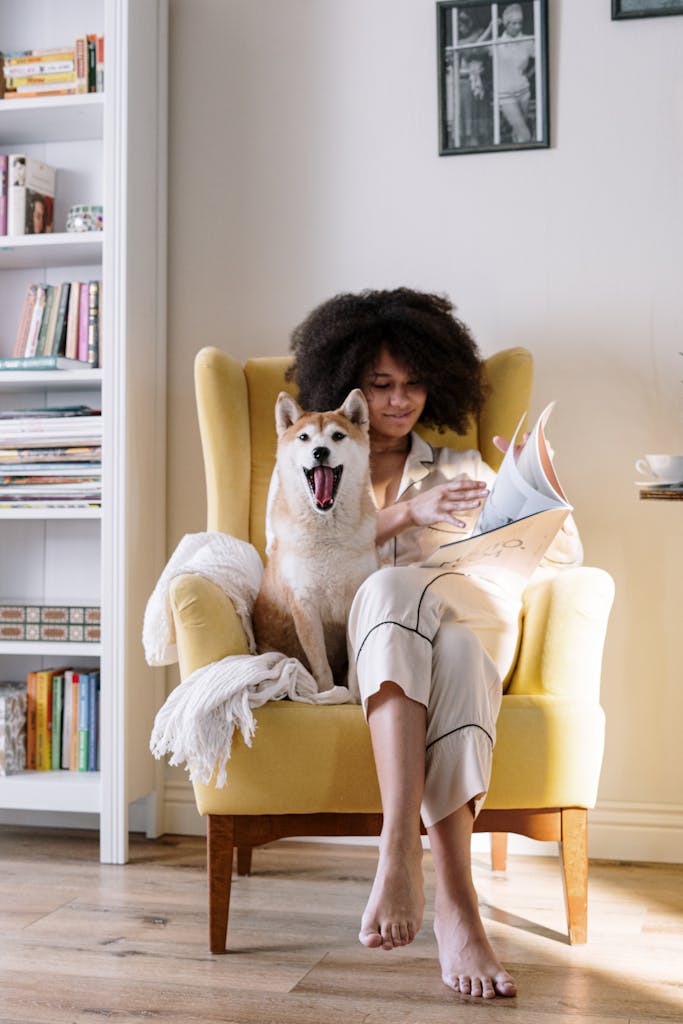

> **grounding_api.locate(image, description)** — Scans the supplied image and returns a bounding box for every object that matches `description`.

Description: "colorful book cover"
[12,284,38,357]
[61,670,73,769]
[87,672,99,770]
[50,673,64,770]
[42,283,63,356]
[77,282,90,363]
[87,281,100,367]
[65,282,81,360]
[7,155,56,237]
[35,669,54,771]
[35,284,56,356]
[23,284,47,357]
[52,282,71,356]
[26,671,37,770]
[77,673,89,771]
[69,672,80,770]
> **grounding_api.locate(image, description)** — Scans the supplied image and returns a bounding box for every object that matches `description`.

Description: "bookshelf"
[0,0,168,863]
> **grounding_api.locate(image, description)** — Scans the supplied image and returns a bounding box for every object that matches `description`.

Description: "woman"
[287,288,581,1000]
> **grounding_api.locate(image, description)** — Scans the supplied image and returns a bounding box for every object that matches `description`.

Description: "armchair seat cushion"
[191,695,605,817]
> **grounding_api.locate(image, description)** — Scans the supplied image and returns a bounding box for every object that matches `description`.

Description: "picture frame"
[612,0,683,19]
[437,0,549,156]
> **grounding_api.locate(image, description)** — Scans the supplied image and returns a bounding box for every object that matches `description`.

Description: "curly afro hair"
[287,287,486,435]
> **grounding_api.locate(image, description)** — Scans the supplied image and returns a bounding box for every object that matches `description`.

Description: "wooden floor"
[0,827,681,1024]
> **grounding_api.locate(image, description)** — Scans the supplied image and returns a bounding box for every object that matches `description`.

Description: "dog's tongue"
[312,466,335,507]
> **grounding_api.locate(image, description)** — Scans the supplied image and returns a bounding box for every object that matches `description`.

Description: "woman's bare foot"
[433,885,517,999]
[359,835,425,950]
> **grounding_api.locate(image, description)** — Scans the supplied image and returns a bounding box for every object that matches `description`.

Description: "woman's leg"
[359,681,427,950]
[429,803,517,999]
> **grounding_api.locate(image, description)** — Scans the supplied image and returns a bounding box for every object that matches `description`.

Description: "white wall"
[163,0,683,860]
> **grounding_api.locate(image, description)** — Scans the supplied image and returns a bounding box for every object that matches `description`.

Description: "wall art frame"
[437,0,549,156]
[612,0,683,19]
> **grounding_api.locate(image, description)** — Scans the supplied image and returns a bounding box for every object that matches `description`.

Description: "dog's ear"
[275,391,304,436]
[338,389,369,431]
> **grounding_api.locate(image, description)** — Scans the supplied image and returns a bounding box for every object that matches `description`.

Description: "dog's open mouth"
[304,465,343,510]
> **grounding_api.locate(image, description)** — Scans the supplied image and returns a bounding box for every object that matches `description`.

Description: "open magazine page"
[421,403,572,587]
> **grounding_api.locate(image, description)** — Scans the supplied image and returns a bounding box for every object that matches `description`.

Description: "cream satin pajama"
[347,565,522,828]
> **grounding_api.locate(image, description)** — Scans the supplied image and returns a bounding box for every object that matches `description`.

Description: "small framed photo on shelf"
[437,0,549,156]
[612,0,683,18]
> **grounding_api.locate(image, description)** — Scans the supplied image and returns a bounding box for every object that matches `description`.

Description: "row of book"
[0,37,104,99]
[1,280,102,371]
[0,154,57,236]
[22,668,99,772]
[0,405,102,509]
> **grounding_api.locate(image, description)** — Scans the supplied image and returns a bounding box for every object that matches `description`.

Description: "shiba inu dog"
[252,389,378,693]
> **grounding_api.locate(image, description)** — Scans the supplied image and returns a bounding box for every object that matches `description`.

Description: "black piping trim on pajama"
[426,723,494,751]
[354,569,467,664]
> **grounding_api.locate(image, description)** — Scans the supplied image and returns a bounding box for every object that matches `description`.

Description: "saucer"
[635,479,683,488]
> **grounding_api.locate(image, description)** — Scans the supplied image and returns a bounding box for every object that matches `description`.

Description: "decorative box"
[0,682,27,775]
[0,602,101,643]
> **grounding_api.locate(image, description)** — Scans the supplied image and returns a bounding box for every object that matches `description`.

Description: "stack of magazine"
[0,405,102,509]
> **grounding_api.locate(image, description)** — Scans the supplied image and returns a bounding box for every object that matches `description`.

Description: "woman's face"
[361,347,427,446]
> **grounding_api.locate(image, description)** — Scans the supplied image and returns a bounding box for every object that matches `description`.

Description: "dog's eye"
[331,431,346,442]
[298,432,309,442]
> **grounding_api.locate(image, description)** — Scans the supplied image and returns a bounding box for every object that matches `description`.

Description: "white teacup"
[635,454,683,484]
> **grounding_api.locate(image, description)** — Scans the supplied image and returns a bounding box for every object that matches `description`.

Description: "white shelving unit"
[0,0,168,863]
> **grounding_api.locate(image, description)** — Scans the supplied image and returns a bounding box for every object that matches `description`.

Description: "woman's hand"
[407,475,489,530]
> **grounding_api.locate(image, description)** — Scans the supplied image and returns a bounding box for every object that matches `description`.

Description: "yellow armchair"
[169,346,614,952]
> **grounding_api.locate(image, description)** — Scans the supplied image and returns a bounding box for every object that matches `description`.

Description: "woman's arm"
[376,475,489,546]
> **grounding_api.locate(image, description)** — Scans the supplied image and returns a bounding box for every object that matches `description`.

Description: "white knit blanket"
[144,531,353,786]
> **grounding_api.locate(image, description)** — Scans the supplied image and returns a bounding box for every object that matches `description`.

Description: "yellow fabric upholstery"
[170,347,614,824]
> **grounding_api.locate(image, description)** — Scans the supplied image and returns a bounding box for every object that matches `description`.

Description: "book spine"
[35,284,55,356]
[61,670,73,769]
[87,35,97,93]
[0,154,7,235]
[3,51,75,69]
[50,673,64,770]
[35,670,53,771]
[53,282,71,356]
[77,674,89,771]
[42,282,63,357]
[26,671,37,770]
[12,284,36,357]
[0,355,91,371]
[87,281,100,367]
[87,673,99,770]
[74,36,88,94]
[96,36,105,93]
[69,673,80,770]
[78,282,90,362]
[7,154,26,237]
[65,282,81,360]
[4,71,76,86]
[23,285,47,357]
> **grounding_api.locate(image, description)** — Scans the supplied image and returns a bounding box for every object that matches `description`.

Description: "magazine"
[7,154,56,236]
[421,403,572,585]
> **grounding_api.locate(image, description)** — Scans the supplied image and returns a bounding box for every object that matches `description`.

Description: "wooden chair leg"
[560,807,588,945]
[490,832,508,872]
[207,814,234,954]
[236,847,253,876]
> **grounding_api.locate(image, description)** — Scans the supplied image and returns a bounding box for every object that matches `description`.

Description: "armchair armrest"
[507,567,615,701]
[169,573,249,680]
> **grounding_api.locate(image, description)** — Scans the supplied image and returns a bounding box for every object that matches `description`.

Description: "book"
[0,153,7,235]
[87,672,100,770]
[50,673,64,770]
[41,283,63,355]
[35,284,56,356]
[52,282,71,356]
[68,671,80,769]
[77,673,89,770]
[35,669,55,770]
[0,355,95,372]
[23,284,47,357]
[0,682,27,776]
[87,281,100,367]
[77,281,90,362]
[7,155,56,236]
[75,36,89,94]
[421,403,572,588]
[65,282,81,359]
[12,284,38,357]
[96,36,105,93]
[26,671,37,770]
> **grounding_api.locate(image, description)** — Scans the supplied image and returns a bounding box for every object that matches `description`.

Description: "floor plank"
[0,827,681,1024]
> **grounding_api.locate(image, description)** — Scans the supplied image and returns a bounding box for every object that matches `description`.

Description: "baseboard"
[159,786,683,865]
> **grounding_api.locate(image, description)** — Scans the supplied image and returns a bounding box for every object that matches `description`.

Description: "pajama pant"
[347,566,522,828]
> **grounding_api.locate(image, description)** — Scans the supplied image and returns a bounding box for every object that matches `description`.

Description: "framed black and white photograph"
[612,0,683,18]
[437,0,549,156]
